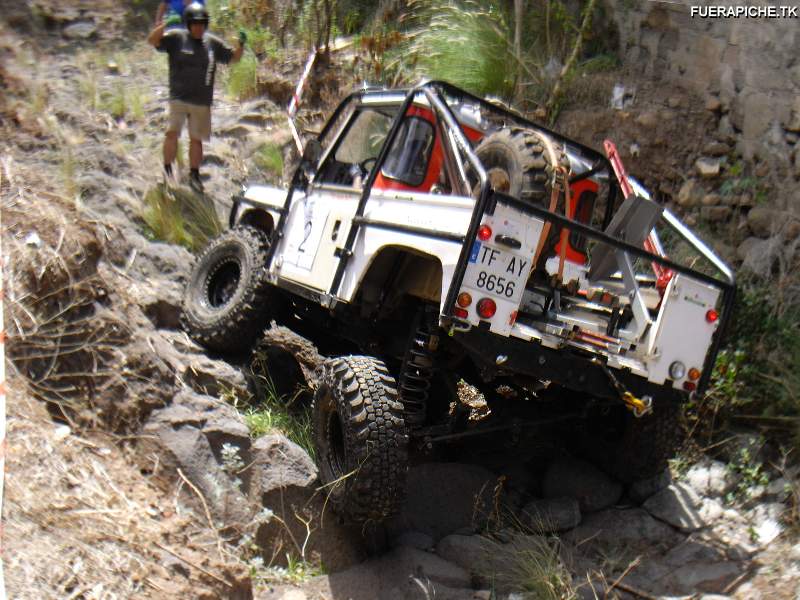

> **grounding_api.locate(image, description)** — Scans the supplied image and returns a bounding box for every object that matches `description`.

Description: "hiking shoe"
[189,172,204,193]
[163,167,179,187]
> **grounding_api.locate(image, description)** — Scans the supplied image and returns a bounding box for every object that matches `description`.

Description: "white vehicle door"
[276,106,396,294]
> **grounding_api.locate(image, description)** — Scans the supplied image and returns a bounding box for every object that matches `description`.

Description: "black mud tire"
[474,128,565,205]
[604,400,684,484]
[181,226,274,353]
[312,356,408,523]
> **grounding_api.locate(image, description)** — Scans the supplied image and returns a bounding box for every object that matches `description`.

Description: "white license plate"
[464,241,529,303]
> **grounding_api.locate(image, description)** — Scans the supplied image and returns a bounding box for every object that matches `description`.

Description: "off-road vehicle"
[181,81,735,523]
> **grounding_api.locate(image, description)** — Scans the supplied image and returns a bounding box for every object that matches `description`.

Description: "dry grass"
[3,378,250,598]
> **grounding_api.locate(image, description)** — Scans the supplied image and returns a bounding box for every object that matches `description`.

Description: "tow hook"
[597,362,654,418]
[621,391,653,418]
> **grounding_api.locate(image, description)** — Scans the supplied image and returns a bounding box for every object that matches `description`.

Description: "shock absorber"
[398,319,438,428]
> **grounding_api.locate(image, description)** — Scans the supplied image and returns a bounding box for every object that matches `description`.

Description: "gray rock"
[387,463,501,541]
[63,21,97,39]
[435,535,490,574]
[684,459,734,498]
[131,278,184,330]
[702,193,722,206]
[542,457,622,513]
[563,508,681,548]
[663,534,727,566]
[740,236,782,274]
[747,207,782,238]
[696,157,721,178]
[141,390,254,524]
[249,434,317,505]
[703,142,730,157]
[392,531,435,551]
[387,546,473,589]
[701,206,731,222]
[736,237,762,262]
[643,483,723,532]
[764,477,792,501]
[182,355,250,400]
[628,468,672,504]
[677,179,705,208]
[666,561,743,593]
[705,96,722,112]
[249,435,368,572]
[521,497,581,532]
[636,111,659,128]
[745,502,784,546]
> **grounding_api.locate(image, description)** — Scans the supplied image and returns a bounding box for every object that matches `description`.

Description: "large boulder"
[386,463,503,541]
[141,390,254,525]
[249,435,366,572]
[302,546,476,600]
[146,330,250,401]
[542,457,622,513]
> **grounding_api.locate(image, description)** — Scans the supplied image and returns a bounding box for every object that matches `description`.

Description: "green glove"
[238,29,247,45]
[165,13,181,27]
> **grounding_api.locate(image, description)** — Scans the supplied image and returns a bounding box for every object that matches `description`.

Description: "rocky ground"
[2,5,800,600]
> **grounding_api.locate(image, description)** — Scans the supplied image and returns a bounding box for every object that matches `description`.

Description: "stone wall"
[605,0,800,206]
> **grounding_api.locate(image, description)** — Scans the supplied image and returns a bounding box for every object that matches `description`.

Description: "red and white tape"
[287,47,319,153]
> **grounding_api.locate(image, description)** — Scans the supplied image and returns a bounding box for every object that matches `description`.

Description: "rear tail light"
[477,224,492,241]
[688,367,701,381]
[706,309,719,323]
[453,306,468,319]
[457,292,473,308]
[476,298,497,319]
[683,381,697,392]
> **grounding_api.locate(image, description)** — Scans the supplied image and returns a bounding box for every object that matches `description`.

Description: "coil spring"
[399,328,435,427]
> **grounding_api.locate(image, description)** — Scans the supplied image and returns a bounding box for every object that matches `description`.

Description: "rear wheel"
[181,226,276,353]
[592,400,684,483]
[312,356,408,523]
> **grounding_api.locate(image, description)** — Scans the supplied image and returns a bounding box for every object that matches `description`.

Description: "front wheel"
[312,356,409,523]
[181,226,276,353]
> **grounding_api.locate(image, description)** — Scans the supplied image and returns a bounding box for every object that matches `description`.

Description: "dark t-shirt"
[157,29,233,106]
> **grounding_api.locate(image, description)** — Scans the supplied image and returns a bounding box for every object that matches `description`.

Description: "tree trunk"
[513,0,524,102]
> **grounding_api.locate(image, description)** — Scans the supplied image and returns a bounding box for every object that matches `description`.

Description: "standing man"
[148,2,244,192]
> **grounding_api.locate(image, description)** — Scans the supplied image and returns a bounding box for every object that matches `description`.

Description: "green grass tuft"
[244,368,314,458]
[142,184,224,252]
[227,54,259,100]
[254,143,284,177]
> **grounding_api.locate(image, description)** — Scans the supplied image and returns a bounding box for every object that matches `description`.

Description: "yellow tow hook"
[597,362,654,418]
[622,391,653,418]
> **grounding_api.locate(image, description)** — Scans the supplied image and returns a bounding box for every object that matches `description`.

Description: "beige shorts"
[167,100,211,141]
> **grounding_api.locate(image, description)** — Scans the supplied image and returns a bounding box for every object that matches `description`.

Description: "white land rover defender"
[181,81,735,523]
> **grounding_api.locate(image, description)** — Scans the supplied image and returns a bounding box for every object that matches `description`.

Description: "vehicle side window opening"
[381,117,436,187]
[317,107,395,187]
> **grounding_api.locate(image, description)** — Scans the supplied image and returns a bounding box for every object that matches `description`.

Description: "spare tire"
[474,128,565,205]
[181,226,275,353]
